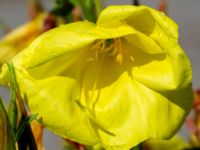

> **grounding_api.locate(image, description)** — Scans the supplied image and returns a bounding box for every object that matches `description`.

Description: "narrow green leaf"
[7,61,18,133]
[17,100,38,150]
[69,0,80,6]
[51,0,74,17]
[0,97,16,150]
[6,61,37,150]
[94,0,102,17]
[79,0,96,22]
[15,114,37,141]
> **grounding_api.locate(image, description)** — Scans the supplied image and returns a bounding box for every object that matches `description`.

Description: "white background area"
[0,0,200,149]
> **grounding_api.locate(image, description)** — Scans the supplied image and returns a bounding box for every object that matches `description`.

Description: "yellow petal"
[0,5,193,150]
[143,135,189,150]
[121,38,191,91]
[97,5,178,40]
[97,5,191,90]
[57,51,192,148]
[0,21,136,83]
[14,67,98,144]
[3,59,193,149]
[0,13,46,65]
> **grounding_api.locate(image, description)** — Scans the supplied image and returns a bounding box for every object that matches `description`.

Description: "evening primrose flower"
[0,14,46,66]
[0,5,193,149]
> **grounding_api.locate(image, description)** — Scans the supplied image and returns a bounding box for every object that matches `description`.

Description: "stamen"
[115,38,123,64]
[130,56,135,62]
[88,38,124,64]
[87,40,104,62]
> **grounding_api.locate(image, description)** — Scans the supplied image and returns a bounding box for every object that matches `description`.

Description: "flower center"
[89,38,124,64]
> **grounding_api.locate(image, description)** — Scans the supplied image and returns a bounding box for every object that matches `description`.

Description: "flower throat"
[89,38,123,64]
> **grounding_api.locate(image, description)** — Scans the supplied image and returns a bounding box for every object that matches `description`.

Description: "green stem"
[94,0,102,17]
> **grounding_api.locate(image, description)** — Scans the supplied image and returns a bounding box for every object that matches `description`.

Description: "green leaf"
[0,97,16,150]
[69,0,80,6]
[79,0,96,22]
[51,0,74,17]
[6,61,37,150]
[94,0,103,17]
[15,114,37,141]
[7,61,18,133]
[16,101,38,150]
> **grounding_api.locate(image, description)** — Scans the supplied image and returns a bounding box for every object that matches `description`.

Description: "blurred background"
[0,0,200,149]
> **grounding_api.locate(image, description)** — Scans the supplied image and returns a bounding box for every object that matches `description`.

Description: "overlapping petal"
[0,5,193,150]
[97,5,191,91]
[143,135,189,150]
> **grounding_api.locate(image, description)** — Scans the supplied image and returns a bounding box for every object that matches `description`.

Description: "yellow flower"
[0,14,45,66]
[0,5,193,149]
